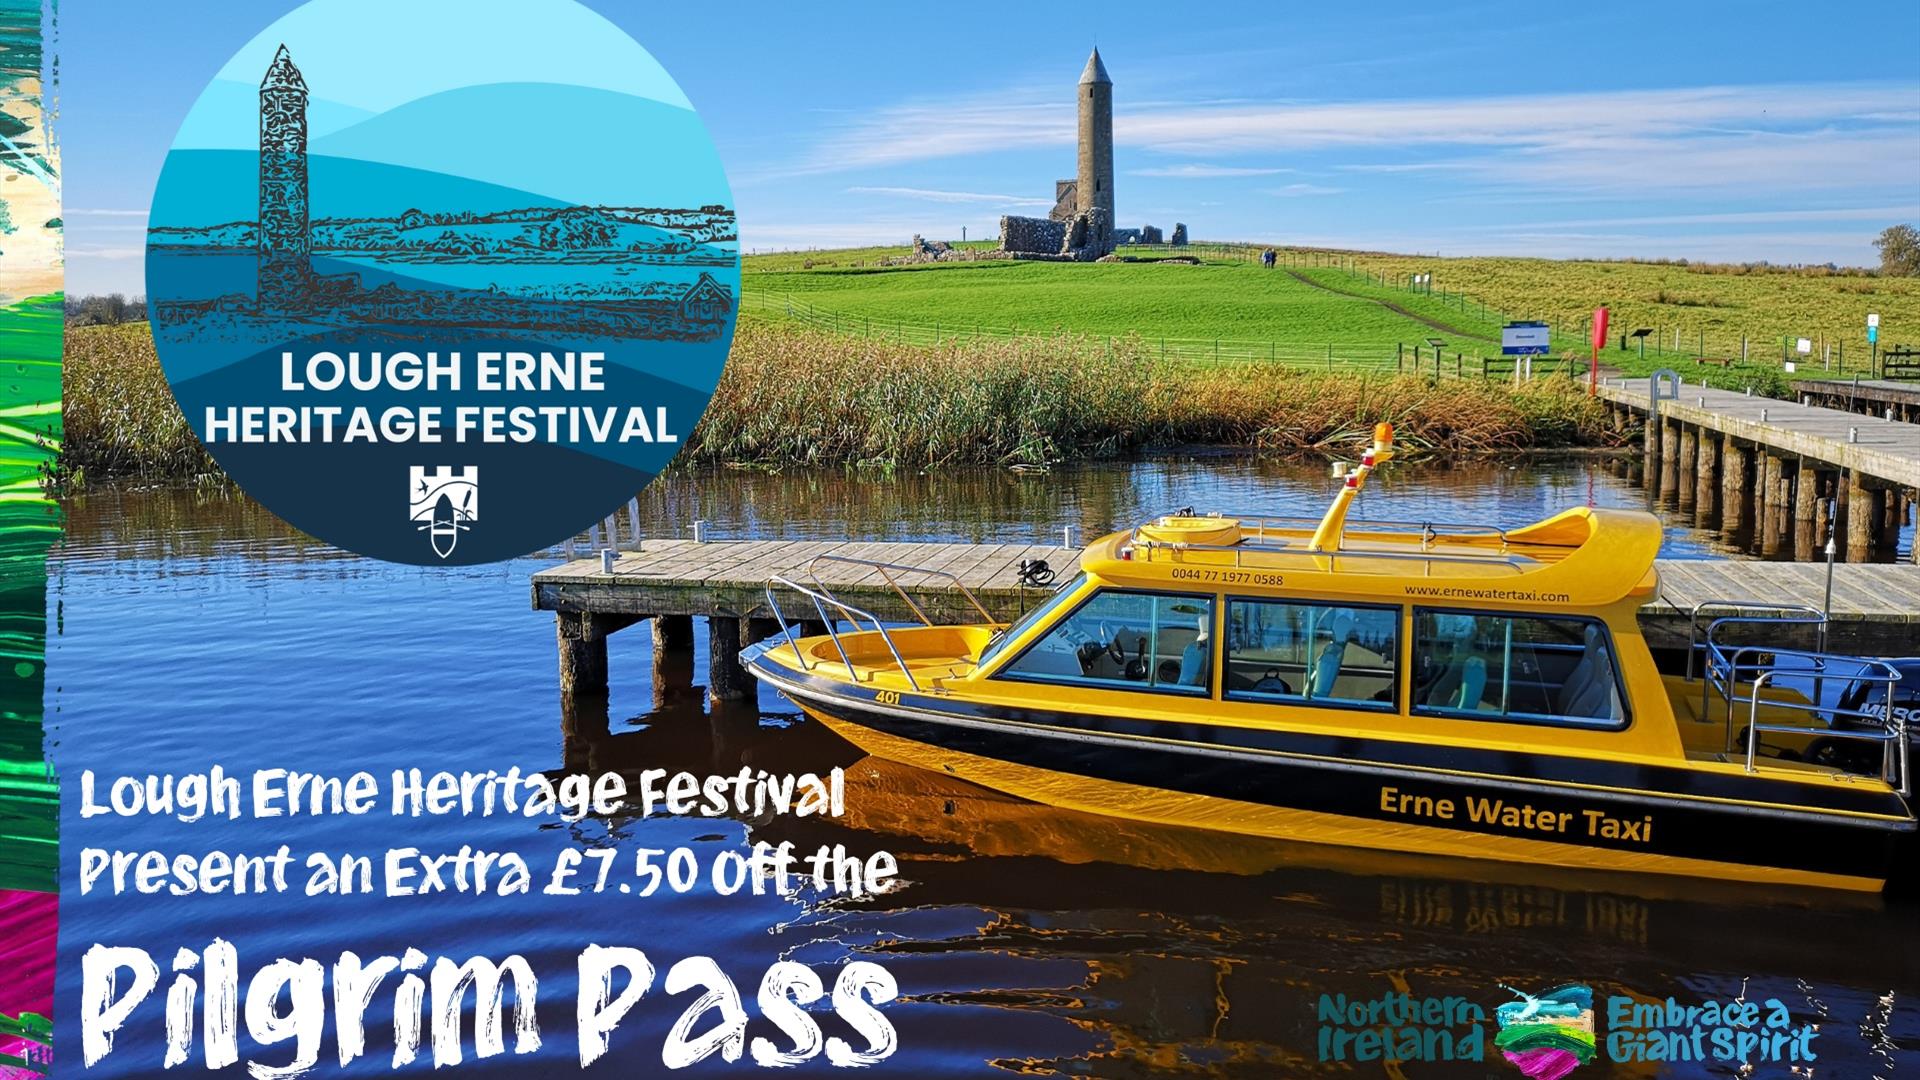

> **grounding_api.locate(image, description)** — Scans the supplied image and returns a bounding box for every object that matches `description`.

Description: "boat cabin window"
[1224,599,1398,711]
[996,589,1214,696]
[1411,609,1628,729]
[977,573,1088,669]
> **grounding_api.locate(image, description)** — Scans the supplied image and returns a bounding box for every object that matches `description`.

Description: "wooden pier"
[1598,374,1918,563]
[533,538,1920,700]
[1794,377,1920,423]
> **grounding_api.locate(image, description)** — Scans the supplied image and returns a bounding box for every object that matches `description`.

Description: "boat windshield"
[978,572,1088,669]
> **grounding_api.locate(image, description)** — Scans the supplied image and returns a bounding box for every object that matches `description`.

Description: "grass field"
[744,241,1919,385]
[1324,249,1917,360]
[747,256,1508,347]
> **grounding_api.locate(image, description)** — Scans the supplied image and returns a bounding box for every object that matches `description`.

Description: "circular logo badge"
[146,0,736,564]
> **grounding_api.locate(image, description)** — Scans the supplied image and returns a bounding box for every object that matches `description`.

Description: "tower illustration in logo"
[409,467,478,559]
[1493,983,1595,1079]
[258,44,311,313]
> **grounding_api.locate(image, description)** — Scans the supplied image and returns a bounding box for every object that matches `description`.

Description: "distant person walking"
[1261,248,1276,269]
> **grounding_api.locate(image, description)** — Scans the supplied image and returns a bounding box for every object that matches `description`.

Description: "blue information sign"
[1502,321,1551,356]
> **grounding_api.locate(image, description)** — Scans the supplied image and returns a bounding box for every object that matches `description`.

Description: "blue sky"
[62,1,1920,296]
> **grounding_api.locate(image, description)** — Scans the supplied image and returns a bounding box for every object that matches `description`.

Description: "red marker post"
[1589,306,1609,396]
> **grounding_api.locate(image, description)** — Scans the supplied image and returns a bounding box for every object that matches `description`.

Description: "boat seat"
[1557,626,1617,719]
[1307,611,1356,697]
[1177,641,1209,686]
[1454,656,1487,709]
[1423,655,1488,709]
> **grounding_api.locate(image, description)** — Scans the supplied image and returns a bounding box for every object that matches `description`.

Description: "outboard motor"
[1813,658,1920,776]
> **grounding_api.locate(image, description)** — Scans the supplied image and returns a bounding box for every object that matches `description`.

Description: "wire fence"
[740,290,1594,379]
[744,241,1908,381]
[1128,242,1899,376]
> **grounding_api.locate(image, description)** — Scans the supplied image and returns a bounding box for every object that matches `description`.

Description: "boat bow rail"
[763,554,1011,692]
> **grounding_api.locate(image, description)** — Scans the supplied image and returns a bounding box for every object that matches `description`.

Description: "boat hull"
[753,663,1911,893]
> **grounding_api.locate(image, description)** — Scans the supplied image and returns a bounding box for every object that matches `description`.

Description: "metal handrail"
[1122,509,1537,575]
[802,554,1005,629]
[1126,534,1534,575]
[1742,664,1909,796]
[764,575,922,692]
[1695,612,1909,793]
[1686,601,1828,681]
[1708,643,1848,747]
[1148,510,1520,544]
[1695,604,1831,738]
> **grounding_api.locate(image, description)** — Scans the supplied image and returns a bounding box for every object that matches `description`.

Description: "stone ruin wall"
[999,215,1067,254]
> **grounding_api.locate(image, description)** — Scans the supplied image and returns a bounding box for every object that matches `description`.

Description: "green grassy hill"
[744,242,1919,381]
[747,258,1505,347]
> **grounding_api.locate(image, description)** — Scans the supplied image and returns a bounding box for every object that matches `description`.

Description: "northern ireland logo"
[409,466,478,559]
[1494,983,1595,1079]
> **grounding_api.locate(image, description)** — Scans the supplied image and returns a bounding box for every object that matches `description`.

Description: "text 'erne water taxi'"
[743,425,1916,892]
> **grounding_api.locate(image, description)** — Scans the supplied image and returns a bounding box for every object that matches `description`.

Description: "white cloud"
[1129,163,1293,178]
[738,218,982,252]
[1267,183,1343,197]
[65,208,149,217]
[1500,205,1920,230]
[847,186,1051,208]
[799,80,1920,202]
[1113,84,1917,154]
[794,86,1069,175]
[64,245,146,260]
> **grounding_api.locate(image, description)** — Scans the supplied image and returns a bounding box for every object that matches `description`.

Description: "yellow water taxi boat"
[744,425,1915,892]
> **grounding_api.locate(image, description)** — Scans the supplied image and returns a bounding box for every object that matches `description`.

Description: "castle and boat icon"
[409,466,478,559]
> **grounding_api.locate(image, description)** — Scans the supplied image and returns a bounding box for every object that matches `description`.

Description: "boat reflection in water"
[561,681,1916,1078]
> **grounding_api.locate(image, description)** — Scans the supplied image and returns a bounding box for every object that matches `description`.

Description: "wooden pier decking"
[1598,374,1918,563]
[533,538,1920,700]
[1794,377,1920,422]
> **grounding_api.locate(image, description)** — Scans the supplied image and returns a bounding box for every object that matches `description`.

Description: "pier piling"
[1760,454,1786,557]
[707,616,750,703]
[1677,426,1698,513]
[1847,470,1875,562]
[747,617,782,650]
[1792,461,1818,560]
[1658,419,1679,501]
[1694,433,1719,529]
[558,612,639,697]
[1721,441,1749,542]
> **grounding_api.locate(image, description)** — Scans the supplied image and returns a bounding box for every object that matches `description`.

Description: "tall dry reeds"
[59,319,1614,483]
[62,324,217,483]
[690,320,1612,467]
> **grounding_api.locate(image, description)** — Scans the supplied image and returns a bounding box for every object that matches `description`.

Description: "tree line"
[65,293,148,326]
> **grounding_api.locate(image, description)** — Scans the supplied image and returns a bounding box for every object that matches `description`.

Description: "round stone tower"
[1076,47,1113,226]
[259,44,311,312]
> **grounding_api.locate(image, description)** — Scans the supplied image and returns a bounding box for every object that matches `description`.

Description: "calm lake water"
[49,456,1920,1077]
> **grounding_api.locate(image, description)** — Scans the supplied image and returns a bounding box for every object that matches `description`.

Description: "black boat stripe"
[785,666,1908,819]
[756,667,1901,879]
[763,668,1911,831]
